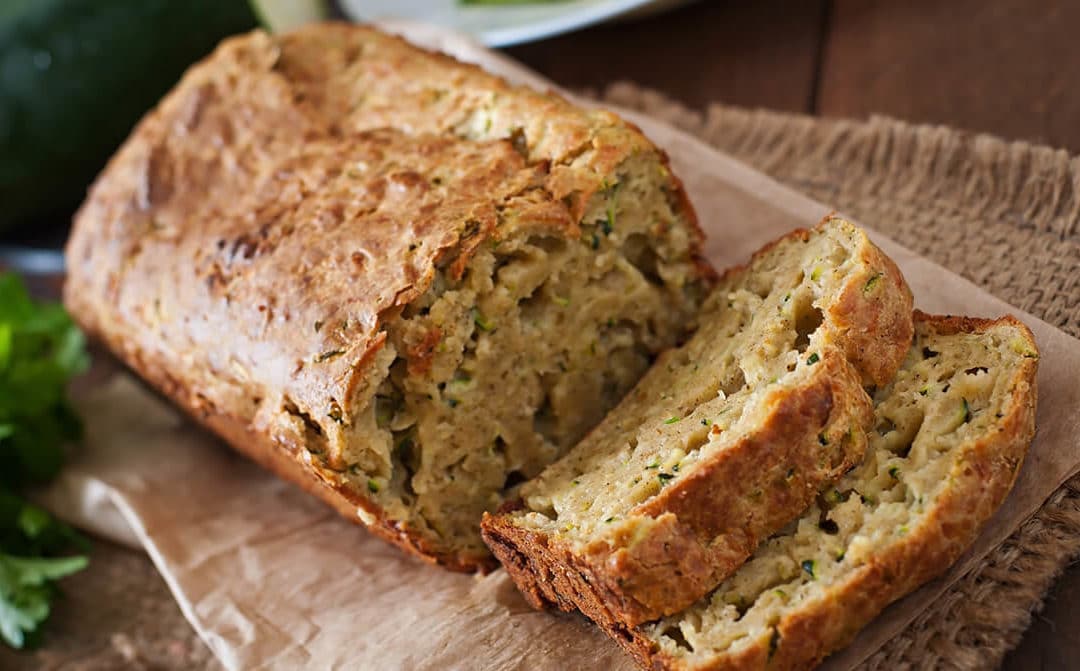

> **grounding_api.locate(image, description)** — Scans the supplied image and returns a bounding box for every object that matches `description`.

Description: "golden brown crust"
[272,22,715,284]
[629,312,1038,670]
[828,226,913,388]
[63,24,710,571]
[714,216,913,388]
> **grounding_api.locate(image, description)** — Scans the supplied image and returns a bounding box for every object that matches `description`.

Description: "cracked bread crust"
[482,218,914,622]
[63,25,712,571]
[630,313,1037,670]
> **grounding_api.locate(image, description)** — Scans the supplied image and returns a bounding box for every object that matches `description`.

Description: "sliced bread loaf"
[482,216,914,625]
[613,312,1037,670]
[63,25,713,571]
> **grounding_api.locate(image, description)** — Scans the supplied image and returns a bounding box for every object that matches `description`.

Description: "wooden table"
[3,1,1078,667]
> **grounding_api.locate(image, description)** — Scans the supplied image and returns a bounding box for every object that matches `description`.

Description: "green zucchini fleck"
[367,479,380,493]
[807,352,820,365]
[473,310,495,332]
[664,416,681,424]
[314,348,345,362]
[801,559,816,579]
[864,272,883,293]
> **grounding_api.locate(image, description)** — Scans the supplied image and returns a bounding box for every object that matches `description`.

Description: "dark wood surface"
[3,1,1078,668]
[511,0,1080,153]
[508,0,828,113]
[819,0,1080,152]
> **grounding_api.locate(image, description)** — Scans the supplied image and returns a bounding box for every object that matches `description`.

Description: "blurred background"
[3,0,1078,248]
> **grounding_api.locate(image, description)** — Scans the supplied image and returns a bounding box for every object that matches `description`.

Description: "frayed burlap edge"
[597,82,1080,670]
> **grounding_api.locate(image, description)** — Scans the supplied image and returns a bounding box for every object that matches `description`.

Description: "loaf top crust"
[64,24,708,479]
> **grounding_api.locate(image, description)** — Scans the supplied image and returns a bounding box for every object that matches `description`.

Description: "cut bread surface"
[629,313,1038,671]
[63,25,712,570]
[483,217,914,624]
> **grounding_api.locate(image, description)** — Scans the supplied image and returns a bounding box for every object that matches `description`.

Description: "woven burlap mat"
[4,86,1079,670]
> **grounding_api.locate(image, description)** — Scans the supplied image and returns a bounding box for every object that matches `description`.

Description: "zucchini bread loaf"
[622,312,1038,670]
[482,217,914,625]
[63,25,713,570]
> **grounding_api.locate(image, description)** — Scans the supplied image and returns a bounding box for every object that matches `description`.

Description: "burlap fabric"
[4,85,1078,670]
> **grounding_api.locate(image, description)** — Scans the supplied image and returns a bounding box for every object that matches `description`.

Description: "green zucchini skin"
[0,0,259,230]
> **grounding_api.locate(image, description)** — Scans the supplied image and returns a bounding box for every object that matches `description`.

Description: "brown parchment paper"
[37,22,1080,671]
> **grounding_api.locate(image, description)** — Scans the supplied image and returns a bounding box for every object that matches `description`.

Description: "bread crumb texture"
[641,313,1037,670]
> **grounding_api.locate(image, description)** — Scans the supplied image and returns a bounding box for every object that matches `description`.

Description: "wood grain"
[818,0,1080,152]
[507,0,826,113]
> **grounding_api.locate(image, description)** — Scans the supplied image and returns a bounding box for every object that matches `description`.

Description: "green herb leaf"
[0,274,90,648]
[663,417,680,425]
[0,553,88,648]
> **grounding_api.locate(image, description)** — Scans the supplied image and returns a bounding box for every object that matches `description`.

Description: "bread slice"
[62,25,714,571]
[604,312,1037,670]
[482,217,915,625]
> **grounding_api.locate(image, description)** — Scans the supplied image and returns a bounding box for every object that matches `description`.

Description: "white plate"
[339,0,691,47]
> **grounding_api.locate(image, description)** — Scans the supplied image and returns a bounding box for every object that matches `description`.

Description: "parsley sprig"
[0,273,90,648]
